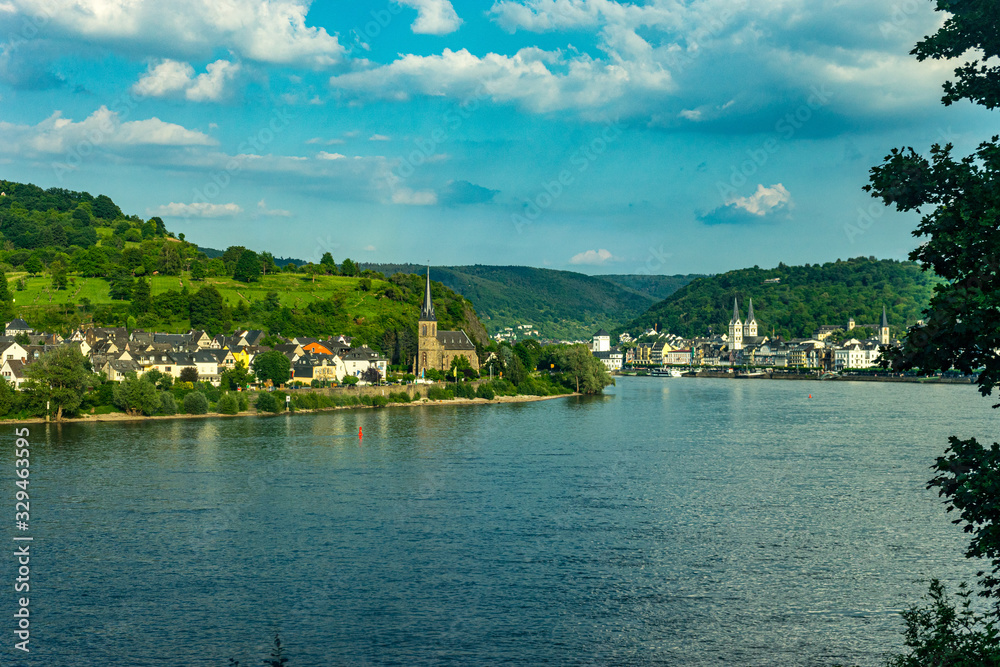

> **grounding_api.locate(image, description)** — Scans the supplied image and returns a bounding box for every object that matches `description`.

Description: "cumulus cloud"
[1,0,344,67]
[391,187,437,205]
[256,199,292,217]
[132,59,242,102]
[0,106,216,159]
[331,46,672,115]
[396,0,463,35]
[316,151,347,160]
[149,202,243,218]
[439,180,497,206]
[698,183,791,225]
[569,248,620,265]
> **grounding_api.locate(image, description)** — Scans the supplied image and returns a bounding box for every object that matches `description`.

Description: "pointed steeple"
[730,297,741,324]
[747,298,756,323]
[881,305,889,328]
[420,266,436,321]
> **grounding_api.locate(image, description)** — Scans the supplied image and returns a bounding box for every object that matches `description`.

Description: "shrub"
[179,367,199,384]
[217,393,239,415]
[388,391,410,403]
[370,395,389,408]
[476,384,496,400]
[455,383,476,399]
[342,376,359,386]
[158,392,177,415]
[427,386,453,401]
[183,391,209,415]
[237,393,249,411]
[255,392,281,413]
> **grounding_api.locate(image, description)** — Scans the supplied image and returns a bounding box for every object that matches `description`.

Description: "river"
[3,377,997,666]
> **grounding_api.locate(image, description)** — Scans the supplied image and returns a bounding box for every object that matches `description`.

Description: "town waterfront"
[5,377,997,666]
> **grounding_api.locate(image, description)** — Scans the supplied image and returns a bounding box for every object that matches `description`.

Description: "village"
[0,318,390,390]
[591,297,900,373]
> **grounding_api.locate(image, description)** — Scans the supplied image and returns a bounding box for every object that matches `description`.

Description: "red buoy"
[359,426,363,439]
[808,394,812,399]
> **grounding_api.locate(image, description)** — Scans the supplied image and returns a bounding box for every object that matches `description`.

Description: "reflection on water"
[3,378,997,666]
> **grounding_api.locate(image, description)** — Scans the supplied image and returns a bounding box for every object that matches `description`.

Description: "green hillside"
[0,179,487,363]
[596,274,703,301]
[365,263,699,340]
[627,258,941,339]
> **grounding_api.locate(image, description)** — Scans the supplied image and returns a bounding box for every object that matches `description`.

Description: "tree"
[254,391,282,413]
[866,1,1000,660]
[0,377,15,417]
[131,278,151,315]
[251,350,291,386]
[217,393,240,415]
[23,346,90,421]
[23,256,42,276]
[361,367,382,385]
[92,194,121,220]
[50,260,68,290]
[233,249,261,283]
[189,285,227,335]
[260,252,277,276]
[219,360,252,391]
[190,260,206,281]
[550,344,613,394]
[112,373,161,416]
[183,391,209,415]
[341,258,359,276]
[14,332,30,346]
[179,367,199,384]
[320,252,337,274]
[158,244,182,275]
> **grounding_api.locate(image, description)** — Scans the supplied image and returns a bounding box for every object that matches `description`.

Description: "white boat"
[651,368,684,377]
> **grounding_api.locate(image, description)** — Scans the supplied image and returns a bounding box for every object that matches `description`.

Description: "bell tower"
[728,297,743,351]
[417,267,437,373]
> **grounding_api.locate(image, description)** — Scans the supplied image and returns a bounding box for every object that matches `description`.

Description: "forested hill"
[596,274,705,302]
[0,179,488,357]
[363,264,699,340]
[626,258,941,339]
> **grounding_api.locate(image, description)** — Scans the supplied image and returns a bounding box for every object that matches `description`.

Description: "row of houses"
[591,303,899,372]
[0,319,389,389]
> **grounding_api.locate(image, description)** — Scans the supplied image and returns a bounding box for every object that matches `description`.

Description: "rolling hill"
[627,257,941,339]
[364,263,700,340]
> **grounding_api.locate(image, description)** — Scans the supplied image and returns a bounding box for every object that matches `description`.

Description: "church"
[416,268,480,375]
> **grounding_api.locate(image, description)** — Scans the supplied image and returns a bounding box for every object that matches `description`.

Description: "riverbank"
[620,370,975,384]
[0,391,576,425]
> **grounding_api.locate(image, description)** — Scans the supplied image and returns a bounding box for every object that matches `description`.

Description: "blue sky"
[0,0,994,274]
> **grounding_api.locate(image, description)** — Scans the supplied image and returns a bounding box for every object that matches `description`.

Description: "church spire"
[420,266,436,321]
[881,304,889,329]
[730,297,741,324]
[747,298,756,323]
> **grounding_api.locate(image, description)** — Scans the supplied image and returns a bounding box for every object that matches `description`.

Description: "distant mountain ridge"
[627,257,940,339]
[363,263,700,340]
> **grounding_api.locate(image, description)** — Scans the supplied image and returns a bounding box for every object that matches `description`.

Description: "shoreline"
[0,392,576,426]
[619,371,975,385]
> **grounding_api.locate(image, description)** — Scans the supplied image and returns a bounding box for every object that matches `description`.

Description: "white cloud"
[368,134,391,141]
[0,106,216,157]
[391,187,437,205]
[132,59,242,102]
[363,244,377,251]
[728,183,791,216]
[4,0,344,67]
[256,199,292,217]
[396,0,463,35]
[149,202,243,218]
[316,151,347,160]
[569,248,619,265]
[331,46,672,115]
[306,137,344,145]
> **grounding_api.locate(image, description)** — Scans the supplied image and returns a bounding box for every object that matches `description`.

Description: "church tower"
[879,305,890,345]
[728,297,743,351]
[417,267,437,374]
[743,298,758,338]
